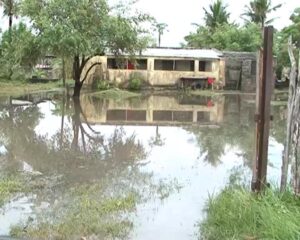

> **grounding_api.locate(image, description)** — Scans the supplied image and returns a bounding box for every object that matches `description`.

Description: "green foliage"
[185,23,261,52]
[274,7,300,77]
[93,79,110,90]
[200,187,300,240]
[128,73,143,90]
[203,0,230,29]
[0,23,41,81]
[0,177,23,206]
[20,0,153,88]
[242,0,282,28]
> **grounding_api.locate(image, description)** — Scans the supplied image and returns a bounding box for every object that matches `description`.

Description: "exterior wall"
[223,51,257,92]
[83,55,223,87]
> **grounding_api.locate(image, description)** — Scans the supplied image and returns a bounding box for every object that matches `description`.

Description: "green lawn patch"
[200,187,300,240]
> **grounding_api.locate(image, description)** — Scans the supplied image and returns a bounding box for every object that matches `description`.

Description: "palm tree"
[155,23,168,47]
[203,0,230,29]
[0,0,17,29]
[242,0,282,29]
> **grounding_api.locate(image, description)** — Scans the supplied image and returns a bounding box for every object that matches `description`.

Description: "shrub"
[93,79,110,90]
[128,73,143,90]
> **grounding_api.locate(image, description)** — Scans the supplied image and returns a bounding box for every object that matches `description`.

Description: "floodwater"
[0,92,286,239]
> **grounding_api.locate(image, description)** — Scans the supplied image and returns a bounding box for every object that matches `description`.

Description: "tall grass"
[200,186,300,240]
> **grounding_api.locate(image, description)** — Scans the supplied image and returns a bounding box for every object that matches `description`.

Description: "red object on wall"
[207,77,214,85]
[127,62,135,70]
[207,100,214,107]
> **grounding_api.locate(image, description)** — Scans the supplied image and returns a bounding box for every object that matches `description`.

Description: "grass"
[0,79,74,96]
[10,184,139,240]
[189,90,223,97]
[91,88,141,99]
[0,177,23,207]
[200,186,300,240]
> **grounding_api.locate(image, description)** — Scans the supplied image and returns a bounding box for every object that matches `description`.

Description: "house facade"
[83,48,226,88]
[83,48,258,91]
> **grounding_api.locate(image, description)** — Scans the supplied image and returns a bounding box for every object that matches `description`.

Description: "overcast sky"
[0,0,298,46]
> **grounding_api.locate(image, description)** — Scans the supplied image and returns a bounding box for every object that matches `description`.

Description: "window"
[154,60,195,71]
[107,58,126,69]
[135,59,147,70]
[154,60,174,71]
[108,58,147,70]
[199,61,213,72]
[174,60,194,71]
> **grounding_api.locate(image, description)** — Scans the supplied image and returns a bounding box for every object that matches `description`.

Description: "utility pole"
[252,26,274,192]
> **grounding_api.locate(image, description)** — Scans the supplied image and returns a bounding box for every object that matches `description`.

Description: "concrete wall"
[223,51,257,92]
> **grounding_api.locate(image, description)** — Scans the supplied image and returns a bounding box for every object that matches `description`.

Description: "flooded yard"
[0,92,286,239]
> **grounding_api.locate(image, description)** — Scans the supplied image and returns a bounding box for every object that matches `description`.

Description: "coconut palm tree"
[155,23,168,47]
[242,0,281,29]
[203,0,230,30]
[0,0,17,29]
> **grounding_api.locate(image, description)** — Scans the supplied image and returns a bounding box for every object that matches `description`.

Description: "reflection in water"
[0,93,287,239]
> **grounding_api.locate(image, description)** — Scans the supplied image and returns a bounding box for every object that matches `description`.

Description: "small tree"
[21,0,152,97]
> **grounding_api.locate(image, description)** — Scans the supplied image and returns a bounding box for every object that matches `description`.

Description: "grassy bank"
[200,187,300,240]
[0,80,74,96]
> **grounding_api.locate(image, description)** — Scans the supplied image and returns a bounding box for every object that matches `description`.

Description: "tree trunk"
[280,37,296,191]
[62,58,66,87]
[9,15,12,29]
[73,55,82,97]
[281,37,300,193]
[73,81,83,97]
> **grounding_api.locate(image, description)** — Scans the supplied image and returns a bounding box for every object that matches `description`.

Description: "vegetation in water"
[10,184,139,240]
[199,186,300,240]
[91,88,141,99]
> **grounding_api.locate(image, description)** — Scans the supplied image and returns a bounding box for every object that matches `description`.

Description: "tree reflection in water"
[0,95,178,240]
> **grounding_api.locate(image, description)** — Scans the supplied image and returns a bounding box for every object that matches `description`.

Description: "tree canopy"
[242,0,281,28]
[203,0,230,29]
[184,23,261,52]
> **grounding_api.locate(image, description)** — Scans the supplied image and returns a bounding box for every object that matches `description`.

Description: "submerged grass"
[11,184,139,240]
[91,88,141,99]
[0,177,23,207]
[200,187,300,240]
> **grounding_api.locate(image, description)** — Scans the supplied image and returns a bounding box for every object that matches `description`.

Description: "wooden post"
[252,26,274,192]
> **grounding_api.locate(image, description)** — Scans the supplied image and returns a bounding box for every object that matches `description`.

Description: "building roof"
[139,48,223,59]
[107,48,223,59]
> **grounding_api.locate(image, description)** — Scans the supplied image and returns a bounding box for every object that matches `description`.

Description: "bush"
[128,73,143,90]
[93,79,110,90]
